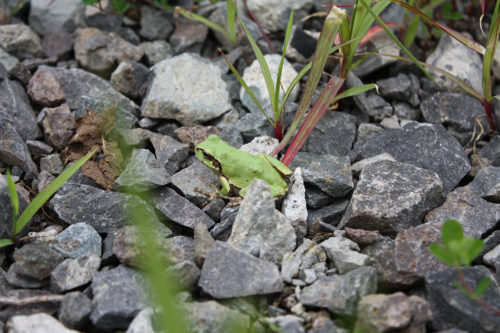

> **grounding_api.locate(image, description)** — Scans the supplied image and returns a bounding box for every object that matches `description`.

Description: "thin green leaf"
[403,15,420,47]
[482,0,500,101]
[0,239,13,248]
[428,243,456,266]
[280,62,311,115]
[6,169,19,225]
[275,9,294,116]
[13,150,96,236]
[226,0,237,44]
[474,277,492,299]
[177,7,234,44]
[333,83,377,101]
[441,219,464,248]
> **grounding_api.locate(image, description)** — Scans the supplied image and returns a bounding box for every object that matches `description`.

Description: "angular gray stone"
[478,135,500,166]
[110,61,150,101]
[376,73,412,101]
[299,266,378,316]
[340,160,444,235]
[166,260,200,291]
[426,266,500,333]
[280,239,323,283]
[12,242,65,280]
[50,254,101,293]
[0,24,44,58]
[140,40,173,66]
[466,166,500,201]
[33,170,56,194]
[41,104,76,150]
[58,291,92,331]
[6,313,80,333]
[115,149,170,191]
[289,152,353,198]
[5,264,49,289]
[51,223,102,259]
[170,160,219,207]
[139,5,173,41]
[50,183,161,233]
[149,133,190,174]
[141,53,231,125]
[40,154,63,175]
[0,78,41,141]
[354,122,470,193]
[26,140,53,155]
[194,223,215,267]
[185,300,250,333]
[228,179,296,264]
[29,0,85,37]
[164,235,195,264]
[28,67,66,107]
[198,241,283,298]
[126,308,155,333]
[266,315,305,333]
[320,236,370,274]
[153,187,214,230]
[90,265,146,331]
[282,167,308,223]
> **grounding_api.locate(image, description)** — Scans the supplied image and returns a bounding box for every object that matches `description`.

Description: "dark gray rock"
[393,102,421,121]
[12,242,64,281]
[353,122,470,193]
[50,183,161,233]
[466,166,500,201]
[304,185,335,209]
[169,20,208,54]
[376,73,412,101]
[58,291,92,331]
[426,266,500,333]
[50,254,101,293]
[40,154,63,175]
[0,78,40,140]
[90,265,146,331]
[139,5,173,41]
[478,136,500,166]
[114,149,170,191]
[420,92,487,143]
[41,104,76,150]
[299,266,378,316]
[287,26,317,63]
[153,187,214,230]
[289,152,353,198]
[149,133,190,174]
[110,61,150,101]
[26,140,53,155]
[304,112,356,156]
[210,205,239,241]
[198,241,283,298]
[307,199,349,227]
[171,160,219,207]
[51,222,102,259]
[5,264,50,288]
[228,179,296,264]
[340,160,444,235]
[362,237,420,290]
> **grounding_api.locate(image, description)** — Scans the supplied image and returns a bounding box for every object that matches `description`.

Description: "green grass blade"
[482,0,500,101]
[13,149,96,236]
[404,15,421,47]
[237,7,277,114]
[275,9,294,115]
[0,239,13,248]
[177,7,233,44]
[6,169,19,226]
[226,0,237,44]
[334,83,377,101]
[279,62,311,115]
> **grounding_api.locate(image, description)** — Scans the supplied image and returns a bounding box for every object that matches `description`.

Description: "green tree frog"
[195,135,292,198]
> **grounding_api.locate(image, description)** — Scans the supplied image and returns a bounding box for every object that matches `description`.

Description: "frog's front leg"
[219,176,231,196]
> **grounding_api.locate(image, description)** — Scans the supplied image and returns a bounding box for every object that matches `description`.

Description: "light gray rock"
[126,308,155,333]
[140,40,173,66]
[198,241,283,298]
[351,153,396,177]
[185,300,251,333]
[194,223,215,267]
[40,154,63,175]
[240,54,299,114]
[115,149,170,191]
[141,53,231,125]
[281,239,319,283]
[266,315,305,333]
[0,46,19,72]
[110,61,150,100]
[282,167,308,223]
[29,0,85,36]
[240,135,279,155]
[170,160,219,207]
[299,266,378,316]
[50,254,101,293]
[0,24,44,57]
[149,133,189,174]
[466,166,500,201]
[228,179,296,264]
[340,160,444,236]
[51,222,102,259]
[320,236,370,274]
[484,244,500,270]
[7,313,80,333]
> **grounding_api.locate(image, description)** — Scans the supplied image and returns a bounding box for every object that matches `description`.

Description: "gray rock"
[355,122,384,143]
[141,54,231,125]
[149,133,190,174]
[50,183,161,233]
[74,28,143,78]
[266,315,305,333]
[171,160,219,207]
[140,40,173,66]
[115,149,170,191]
[426,266,500,332]
[282,167,308,223]
[351,33,399,78]
[152,187,215,230]
[228,179,296,264]
[289,152,353,198]
[139,5,173,41]
[287,26,318,63]
[0,46,19,72]
[376,73,412,101]
[347,72,393,121]
[304,185,335,209]
[484,244,500,270]
[304,111,356,156]
[26,140,53,155]
[29,0,84,36]
[42,31,73,60]
[424,187,500,238]
[166,260,200,291]
[351,153,396,177]
[27,67,66,107]
[126,308,155,333]
[299,266,378,316]
[40,154,63,175]
[51,222,102,259]
[0,175,28,239]
[307,199,349,228]
[393,102,421,121]
[7,313,80,333]
[5,264,49,288]
[164,235,195,264]
[110,61,150,100]
[340,160,444,235]
[41,104,76,150]
[362,236,420,289]
[281,239,321,283]
[0,24,44,58]
[320,237,370,274]
[194,222,216,267]
[426,33,483,95]
[466,166,500,201]
[32,170,54,192]
[12,242,64,281]
[420,92,487,143]
[236,111,274,141]
[37,65,139,117]
[0,78,41,141]
[58,291,92,331]
[50,254,101,293]
[478,135,500,166]
[353,122,470,193]
[198,241,283,298]
[308,315,342,333]
[90,265,146,331]
[169,19,208,54]
[355,292,431,333]
[185,300,250,333]
[240,54,299,114]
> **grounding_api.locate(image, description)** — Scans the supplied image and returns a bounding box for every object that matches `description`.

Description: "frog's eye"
[202,151,210,159]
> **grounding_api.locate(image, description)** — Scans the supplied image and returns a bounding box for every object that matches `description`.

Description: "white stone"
[240,135,279,155]
[484,244,500,268]
[29,0,85,36]
[320,236,370,274]
[7,313,80,333]
[282,167,307,222]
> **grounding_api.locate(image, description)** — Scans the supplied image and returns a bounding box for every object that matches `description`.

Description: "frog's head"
[195,134,223,172]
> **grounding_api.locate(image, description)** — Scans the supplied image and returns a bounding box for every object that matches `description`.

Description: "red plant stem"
[242,0,275,53]
[482,100,497,132]
[274,122,283,142]
[456,267,500,316]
